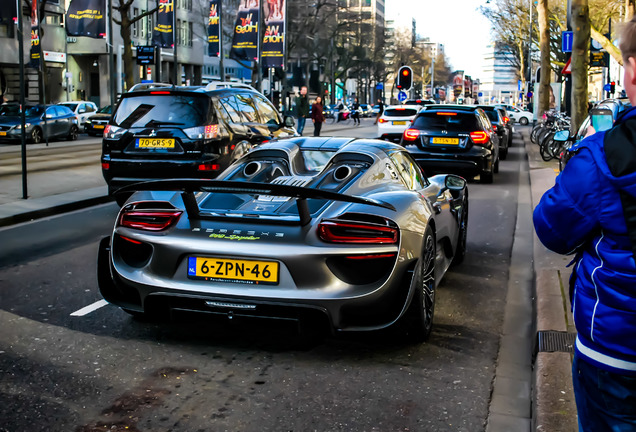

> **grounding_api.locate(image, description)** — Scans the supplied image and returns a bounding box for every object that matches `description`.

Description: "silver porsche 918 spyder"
[97,137,468,341]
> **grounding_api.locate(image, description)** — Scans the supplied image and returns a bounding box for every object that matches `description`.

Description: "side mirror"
[445,174,467,191]
[553,130,570,142]
[284,115,295,128]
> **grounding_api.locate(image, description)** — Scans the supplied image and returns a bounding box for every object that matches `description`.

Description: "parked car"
[84,105,112,136]
[377,105,421,142]
[359,104,373,117]
[400,105,499,183]
[59,101,98,128]
[102,85,297,205]
[0,104,79,144]
[476,105,510,159]
[98,137,469,341]
[494,106,514,146]
[495,104,533,125]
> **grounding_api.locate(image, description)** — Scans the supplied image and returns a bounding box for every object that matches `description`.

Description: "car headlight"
[104,125,127,139]
[85,119,92,125]
[12,123,31,130]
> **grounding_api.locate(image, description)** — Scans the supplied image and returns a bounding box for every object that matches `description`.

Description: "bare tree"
[571,0,590,132]
[112,0,158,90]
[537,0,551,116]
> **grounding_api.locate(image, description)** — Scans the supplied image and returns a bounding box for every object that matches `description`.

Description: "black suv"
[400,106,499,183]
[102,85,296,204]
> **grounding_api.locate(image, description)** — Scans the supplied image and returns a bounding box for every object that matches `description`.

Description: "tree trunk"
[121,13,134,91]
[571,0,590,133]
[537,0,551,116]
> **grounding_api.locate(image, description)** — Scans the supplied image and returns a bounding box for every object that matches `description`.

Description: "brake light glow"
[436,112,457,116]
[470,131,489,144]
[118,209,183,231]
[395,108,406,110]
[198,163,221,171]
[318,220,398,244]
[150,91,171,95]
[503,116,510,124]
[403,128,420,141]
[378,118,388,123]
[101,162,110,170]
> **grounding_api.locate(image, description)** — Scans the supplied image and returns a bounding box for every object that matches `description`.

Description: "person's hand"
[584,125,596,138]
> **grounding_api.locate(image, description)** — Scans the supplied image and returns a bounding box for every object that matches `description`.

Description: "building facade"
[479,42,520,104]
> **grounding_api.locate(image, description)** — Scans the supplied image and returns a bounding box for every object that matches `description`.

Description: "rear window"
[412,112,480,131]
[384,108,418,117]
[113,93,212,128]
[483,110,499,122]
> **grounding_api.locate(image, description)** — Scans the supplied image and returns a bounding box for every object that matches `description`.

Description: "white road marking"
[70,299,109,316]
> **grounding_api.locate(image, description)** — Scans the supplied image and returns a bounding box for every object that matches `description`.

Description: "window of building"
[132,8,139,38]
[140,10,146,40]
[176,18,181,45]
[188,21,193,47]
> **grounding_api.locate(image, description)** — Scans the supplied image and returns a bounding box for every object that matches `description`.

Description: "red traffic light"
[397,66,413,91]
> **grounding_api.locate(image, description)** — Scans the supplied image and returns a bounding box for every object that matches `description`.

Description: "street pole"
[218,0,224,80]
[108,0,116,106]
[172,0,178,85]
[17,0,28,199]
[431,57,435,100]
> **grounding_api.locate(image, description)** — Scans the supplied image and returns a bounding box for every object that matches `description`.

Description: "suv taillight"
[118,209,183,231]
[403,128,420,141]
[104,124,127,139]
[318,220,398,244]
[470,131,489,145]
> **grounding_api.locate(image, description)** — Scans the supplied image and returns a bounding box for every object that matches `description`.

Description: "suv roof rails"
[204,81,255,91]
[127,82,174,92]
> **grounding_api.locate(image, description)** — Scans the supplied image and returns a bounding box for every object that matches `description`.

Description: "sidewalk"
[0,122,578,431]
[524,128,578,432]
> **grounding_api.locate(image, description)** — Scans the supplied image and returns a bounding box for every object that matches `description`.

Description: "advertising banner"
[152,0,174,48]
[66,0,106,38]
[29,0,41,69]
[229,0,259,61]
[262,0,285,68]
[207,0,219,56]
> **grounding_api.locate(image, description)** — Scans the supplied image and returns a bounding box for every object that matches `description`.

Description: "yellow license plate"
[94,124,105,129]
[431,137,459,145]
[393,121,407,125]
[187,257,279,285]
[136,138,175,148]
[0,131,6,136]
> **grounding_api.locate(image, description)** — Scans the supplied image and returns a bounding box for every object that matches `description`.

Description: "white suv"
[59,101,98,128]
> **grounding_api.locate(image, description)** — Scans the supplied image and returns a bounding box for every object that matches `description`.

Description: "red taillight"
[403,128,420,141]
[119,235,142,244]
[378,118,388,123]
[503,116,510,124]
[150,91,171,95]
[104,124,111,135]
[101,162,110,170]
[317,220,398,244]
[436,112,457,116]
[197,163,221,171]
[492,124,498,131]
[118,210,183,231]
[470,131,489,145]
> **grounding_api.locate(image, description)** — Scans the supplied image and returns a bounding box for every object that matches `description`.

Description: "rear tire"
[520,117,529,125]
[404,225,436,342]
[68,125,78,141]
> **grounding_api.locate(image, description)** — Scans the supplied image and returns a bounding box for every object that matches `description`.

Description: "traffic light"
[610,81,616,93]
[397,66,413,91]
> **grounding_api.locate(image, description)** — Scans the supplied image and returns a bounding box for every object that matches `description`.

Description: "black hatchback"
[102,86,296,203]
[400,107,499,183]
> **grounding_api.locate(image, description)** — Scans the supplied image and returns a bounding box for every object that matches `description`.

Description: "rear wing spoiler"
[115,179,395,226]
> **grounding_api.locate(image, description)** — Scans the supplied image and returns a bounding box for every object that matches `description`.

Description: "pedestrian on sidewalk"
[311,96,325,137]
[533,16,636,431]
[294,86,310,135]
[373,98,384,125]
[351,98,361,125]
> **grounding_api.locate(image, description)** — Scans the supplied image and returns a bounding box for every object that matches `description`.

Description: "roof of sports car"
[261,137,405,153]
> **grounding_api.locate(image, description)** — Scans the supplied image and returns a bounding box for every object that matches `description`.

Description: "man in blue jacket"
[534,17,636,431]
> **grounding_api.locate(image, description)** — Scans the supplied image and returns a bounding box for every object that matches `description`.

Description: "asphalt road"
[0,123,524,432]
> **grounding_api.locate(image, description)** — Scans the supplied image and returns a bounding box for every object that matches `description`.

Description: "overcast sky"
[385,0,494,78]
